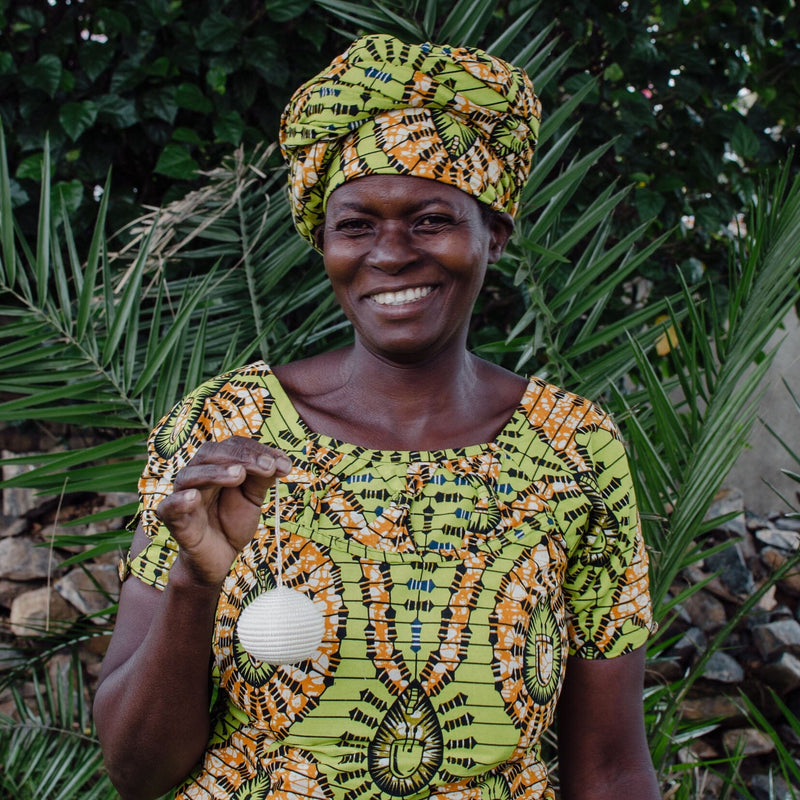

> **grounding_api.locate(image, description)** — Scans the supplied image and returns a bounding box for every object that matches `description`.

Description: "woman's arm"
[557,646,660,800]
[93,437,291,800]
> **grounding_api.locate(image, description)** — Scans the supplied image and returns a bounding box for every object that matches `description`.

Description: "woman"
[94,34,659,800]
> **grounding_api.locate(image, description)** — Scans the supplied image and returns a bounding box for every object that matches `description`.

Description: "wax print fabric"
[280,34,542,246]
[125,362,652,800]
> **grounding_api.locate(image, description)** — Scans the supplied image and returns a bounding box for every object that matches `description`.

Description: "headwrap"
[280,33,542,246]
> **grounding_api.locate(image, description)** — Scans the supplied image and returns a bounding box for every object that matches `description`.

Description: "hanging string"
[274,480,283,588]
[237,475,325,665]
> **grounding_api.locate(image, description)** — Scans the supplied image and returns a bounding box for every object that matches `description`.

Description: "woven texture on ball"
[237,586,325,665]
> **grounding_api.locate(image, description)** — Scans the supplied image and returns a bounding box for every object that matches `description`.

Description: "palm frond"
[621,161,800,608]
[0,652,115,800]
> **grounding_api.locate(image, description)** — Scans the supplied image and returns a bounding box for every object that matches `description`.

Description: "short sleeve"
[126,364,273,590]
[562,420,653,659]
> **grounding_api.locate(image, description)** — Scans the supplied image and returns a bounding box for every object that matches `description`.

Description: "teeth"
[372,286,433,306]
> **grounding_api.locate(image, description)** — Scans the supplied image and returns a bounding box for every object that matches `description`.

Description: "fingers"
[174,437,291,505]
[153,438,294,585]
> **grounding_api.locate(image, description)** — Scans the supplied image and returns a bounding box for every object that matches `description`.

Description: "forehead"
[326,174,481,216]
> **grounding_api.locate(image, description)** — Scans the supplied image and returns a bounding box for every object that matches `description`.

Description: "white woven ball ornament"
[236,481,324,666]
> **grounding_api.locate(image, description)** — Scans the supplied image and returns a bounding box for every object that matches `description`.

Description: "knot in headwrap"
[280,33,542,246]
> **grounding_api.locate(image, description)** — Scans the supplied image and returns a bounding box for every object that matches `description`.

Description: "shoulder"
[147,360,275,465]
[520,375,619,436]
[514,376,628,476]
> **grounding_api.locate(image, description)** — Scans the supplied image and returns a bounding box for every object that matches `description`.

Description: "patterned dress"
[126,361,653,800]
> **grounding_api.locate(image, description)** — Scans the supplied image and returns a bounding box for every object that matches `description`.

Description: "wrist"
[169,553,228,595]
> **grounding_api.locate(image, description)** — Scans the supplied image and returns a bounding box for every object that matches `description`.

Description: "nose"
[367,222,418,274]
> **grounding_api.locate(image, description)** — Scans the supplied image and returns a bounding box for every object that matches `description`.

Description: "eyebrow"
[331,197,457,214]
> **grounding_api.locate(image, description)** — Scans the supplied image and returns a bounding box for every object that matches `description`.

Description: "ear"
[487,211,514,264]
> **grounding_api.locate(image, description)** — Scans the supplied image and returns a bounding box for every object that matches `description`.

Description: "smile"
[370,286,434,306]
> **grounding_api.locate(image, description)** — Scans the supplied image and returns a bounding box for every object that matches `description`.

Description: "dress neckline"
[263,364,532,463]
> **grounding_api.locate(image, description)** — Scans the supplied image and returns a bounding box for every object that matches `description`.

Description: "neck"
[274,339,525,451]
[345,338,476,402]
[332,341,486,447]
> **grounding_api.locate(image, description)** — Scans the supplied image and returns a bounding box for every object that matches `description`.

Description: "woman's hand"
[155,436,292,587]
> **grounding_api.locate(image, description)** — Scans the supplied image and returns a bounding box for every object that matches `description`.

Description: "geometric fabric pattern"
[128,362,652,800]
[280,34,542,246]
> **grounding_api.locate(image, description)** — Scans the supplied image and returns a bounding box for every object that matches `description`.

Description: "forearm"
[94,561,222,800]
[559,762,660,799]
[557,649,660,800]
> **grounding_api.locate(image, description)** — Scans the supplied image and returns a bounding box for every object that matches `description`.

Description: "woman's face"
[317,175,512,363]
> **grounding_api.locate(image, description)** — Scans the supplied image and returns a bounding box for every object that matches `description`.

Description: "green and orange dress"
[126,361,653,800]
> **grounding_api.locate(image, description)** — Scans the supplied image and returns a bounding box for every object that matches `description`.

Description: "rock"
[751,619,800,660]
[672,626,707,660]
[722,727,775,757]
[705,542,755,599]
[8,587,79,637]
[682,589,728,632]
[677,739,719,763]
[705,487,747,537]
[753,584,778,613]
[0,643,26,672]
[646,656,683,683]
[1,461,38,518]
[55,563,119,622]
[755,527,800,552]
[696,770,723,799]
[759,652,800,693]
[771,604,795,620]
[665,589,693,625]
[749,773,794,800]
[789,688,800,720]
[701,651,744,683]
[84,657,105,680]
[679,694,741,721]
[0,537,53,580]
[761,546,800,596]
[746,509,773,531]
[82,633,111,657]
[774,516,800,533]
[0,515,29,538]
[779,722,800,749]
[0,579,31,609]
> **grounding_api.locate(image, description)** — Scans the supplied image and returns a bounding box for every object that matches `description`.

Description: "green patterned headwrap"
[280,34,542,246]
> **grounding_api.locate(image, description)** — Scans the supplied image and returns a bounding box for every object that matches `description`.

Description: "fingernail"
[257,455,275,470]
[227,465,241,476]
[276,456,292,472]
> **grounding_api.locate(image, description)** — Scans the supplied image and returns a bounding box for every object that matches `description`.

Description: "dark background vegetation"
[1,0,797,295]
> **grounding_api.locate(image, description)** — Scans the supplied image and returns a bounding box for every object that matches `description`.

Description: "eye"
[415,214,453,232]
[334,217,372,235]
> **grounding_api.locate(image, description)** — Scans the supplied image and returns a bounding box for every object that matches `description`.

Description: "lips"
[369,286,434,306]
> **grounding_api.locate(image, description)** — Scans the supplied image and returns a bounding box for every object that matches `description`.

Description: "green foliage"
[1,2,799,796]
[623,161,800,608]
[0,127,342,496]
[621,161,800,792]
[764,378,800,515]
[0,0,351,234]
[1,0,796,293]
[0,652,116,799]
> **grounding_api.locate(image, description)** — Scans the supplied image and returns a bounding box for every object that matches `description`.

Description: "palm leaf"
[0,653,116,799]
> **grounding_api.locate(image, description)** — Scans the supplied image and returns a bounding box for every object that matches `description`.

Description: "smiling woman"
[316,175,512,367]
[93,33,658,800]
